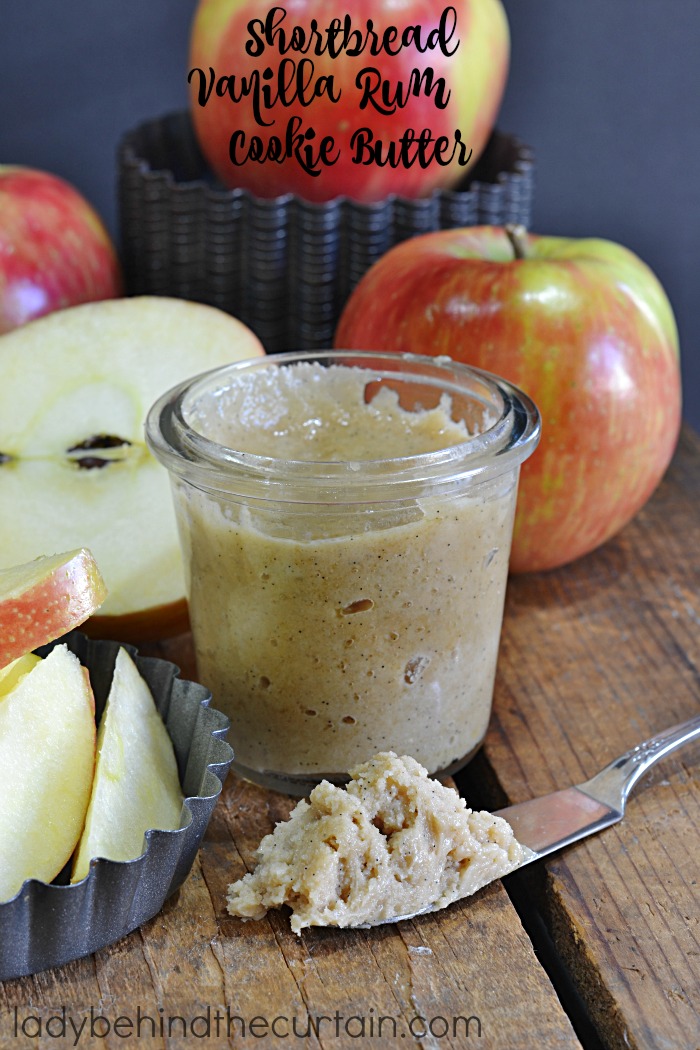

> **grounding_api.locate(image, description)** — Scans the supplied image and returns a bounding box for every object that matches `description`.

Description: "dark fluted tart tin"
[0,632,233,981]
[118,112,534,353]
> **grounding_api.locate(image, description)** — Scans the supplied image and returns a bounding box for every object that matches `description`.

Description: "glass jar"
[146,350,539,795]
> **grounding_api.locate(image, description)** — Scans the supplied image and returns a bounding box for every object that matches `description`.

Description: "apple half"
[0,548,107,670]
[0,644,96,903]
[0,296,265,640]
[71,646,183,883]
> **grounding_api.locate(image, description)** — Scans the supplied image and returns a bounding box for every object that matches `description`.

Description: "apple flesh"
[0,653,41,696]
[72,647,183,883]
[0,548,107,670]
[0,296,265,641]
[335,225,682,572]
[0,166,122,335]
[188,0,509,202]
[0,644,96,903]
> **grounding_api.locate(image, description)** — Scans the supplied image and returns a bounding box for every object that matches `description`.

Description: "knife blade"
[494,712,700,861]
[494,785,622,860]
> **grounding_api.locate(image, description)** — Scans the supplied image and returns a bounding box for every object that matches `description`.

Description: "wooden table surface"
[1,426,698,1049]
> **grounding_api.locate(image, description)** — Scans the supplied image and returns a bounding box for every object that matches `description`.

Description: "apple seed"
[67,434,132,470]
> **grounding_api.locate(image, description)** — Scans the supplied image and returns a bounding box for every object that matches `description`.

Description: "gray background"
[1,0,698,429]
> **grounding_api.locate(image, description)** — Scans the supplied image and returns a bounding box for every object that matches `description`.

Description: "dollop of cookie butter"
[226,752,530,933]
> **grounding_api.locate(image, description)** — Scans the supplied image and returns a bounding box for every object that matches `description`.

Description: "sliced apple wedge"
[0,644,96,903]
[71,647,183,883]
[0,296,265,641]
[0,548,107,670]
[0,652,41,694]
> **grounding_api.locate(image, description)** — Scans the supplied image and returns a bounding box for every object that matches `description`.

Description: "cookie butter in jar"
[146,351,539,795]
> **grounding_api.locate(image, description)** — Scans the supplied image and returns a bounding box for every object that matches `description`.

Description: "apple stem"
[505,225,529,260]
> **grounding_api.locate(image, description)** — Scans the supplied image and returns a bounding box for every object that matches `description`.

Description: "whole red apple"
[188,0,509,202]
[0,166,122,335]
[335,225,682,572]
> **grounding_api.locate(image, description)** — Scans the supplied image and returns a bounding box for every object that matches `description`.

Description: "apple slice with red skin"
[0,548,106,670]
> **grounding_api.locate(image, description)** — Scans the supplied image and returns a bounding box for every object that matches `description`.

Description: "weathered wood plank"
[0,773,580,1049]
[473,425,700,1050]
[19,432,700,1047]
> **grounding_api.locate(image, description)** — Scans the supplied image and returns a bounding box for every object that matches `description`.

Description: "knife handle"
[578,712,700,813]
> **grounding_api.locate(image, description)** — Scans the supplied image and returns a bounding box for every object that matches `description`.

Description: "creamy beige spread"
[187,361,476,460]
[226,752,529,932]
[179,363,517,782]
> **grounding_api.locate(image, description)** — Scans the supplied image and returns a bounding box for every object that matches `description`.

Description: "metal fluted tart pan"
[0,631,233,981]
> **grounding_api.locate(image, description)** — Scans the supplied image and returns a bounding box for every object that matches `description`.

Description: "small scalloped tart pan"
[0,632,233,981]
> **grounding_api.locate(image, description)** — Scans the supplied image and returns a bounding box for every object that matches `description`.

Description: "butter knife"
[495,713,700,860]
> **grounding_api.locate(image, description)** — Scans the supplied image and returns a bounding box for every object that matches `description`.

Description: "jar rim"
[145,350,540,502]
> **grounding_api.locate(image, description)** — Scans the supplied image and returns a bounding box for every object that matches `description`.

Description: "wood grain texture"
[0,769,581,1048]
[4,428,698,1048]
[0,682,579,1045]
[476,425,700,1050]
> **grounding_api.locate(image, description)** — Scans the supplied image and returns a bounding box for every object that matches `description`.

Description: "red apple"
[188,0,509,202]
[0,548,107,670]
[0,166,122,335]
[335,225,682,572]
